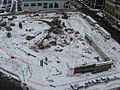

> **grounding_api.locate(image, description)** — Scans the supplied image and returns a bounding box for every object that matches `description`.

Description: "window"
[49,3,53,8]
[65,1,69,8]
[43,3,47,5]
[31,3,36,6]
[66,1,69,4]
[54,3,59,8]
[38,3,42,6]
[24,3,29,7]
[43,3,47,8]
[43,5,47,8]
[65,6,69,8]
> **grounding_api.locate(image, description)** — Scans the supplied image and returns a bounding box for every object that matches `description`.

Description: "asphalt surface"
[71,0,120,44]
[0,72,24,90]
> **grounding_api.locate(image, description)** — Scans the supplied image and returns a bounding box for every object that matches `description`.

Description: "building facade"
[104,0,120,27]
[0,0,2,4]
[82,0,105,10]
[22,0,70,12]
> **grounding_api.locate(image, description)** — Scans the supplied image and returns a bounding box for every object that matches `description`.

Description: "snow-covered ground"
[0,12,120,90]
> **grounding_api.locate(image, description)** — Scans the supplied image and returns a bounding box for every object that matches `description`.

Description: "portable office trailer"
[74,64,95,74]
[79,64,95,73]
[92,61,113,73]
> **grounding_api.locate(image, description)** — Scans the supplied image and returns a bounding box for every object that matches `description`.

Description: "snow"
[0,12,120,90]
[96,12,104,17]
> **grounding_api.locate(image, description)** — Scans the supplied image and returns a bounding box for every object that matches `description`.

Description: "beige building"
[104,0,120,27]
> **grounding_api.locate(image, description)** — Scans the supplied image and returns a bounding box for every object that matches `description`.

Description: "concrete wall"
[85,33,110,61]
[91,39,110,61]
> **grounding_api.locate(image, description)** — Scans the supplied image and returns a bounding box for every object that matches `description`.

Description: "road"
[0,72,24,90]
[70,0,120,44]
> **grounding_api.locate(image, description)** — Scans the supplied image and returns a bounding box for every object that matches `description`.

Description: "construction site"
[0,12,120,90]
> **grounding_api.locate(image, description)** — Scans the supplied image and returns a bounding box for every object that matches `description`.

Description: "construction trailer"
[92,61,113,74]
[74,64,95,74]
[73,61,113,75]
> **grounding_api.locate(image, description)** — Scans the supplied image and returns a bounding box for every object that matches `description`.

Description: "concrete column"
[94,0,97,9]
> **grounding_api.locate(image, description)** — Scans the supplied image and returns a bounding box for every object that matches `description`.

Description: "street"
[0,72,24,90]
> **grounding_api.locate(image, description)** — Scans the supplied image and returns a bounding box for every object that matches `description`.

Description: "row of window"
[24,2,59,8]
[23,0,66,1]
[108,0,120,6]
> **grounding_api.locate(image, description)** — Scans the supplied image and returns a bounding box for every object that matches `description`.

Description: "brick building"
[81,0,105,10]
[104,0,120,27]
